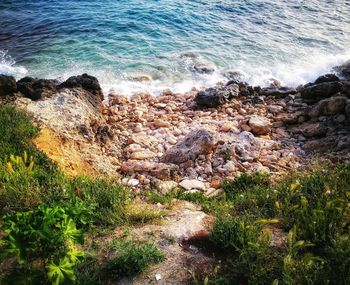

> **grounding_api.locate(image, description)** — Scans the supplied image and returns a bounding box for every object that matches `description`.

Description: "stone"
[249,116,272,135]
[130,150,157,160]
[346,102,350,118]
[219,122,236,132]
[275,113,299,124]
[259,86,296,98]
[121,161,179,179]
[308,96,347,117]
[154,119,171,128]
[342,81,350,97]
[156,181,179,194]
[192,61,216,74]
[314,73,340,84]
[195,84,239,108]
[0,75,16,96]
[210,179,222,189]
[161,129,216,164]
[301,81,342,100]
[17,77,57,101]
[59,73,103,101]
[129,73,152,81]
[294,122,328,137]
[333,60,350,80]
[179,179,206,191]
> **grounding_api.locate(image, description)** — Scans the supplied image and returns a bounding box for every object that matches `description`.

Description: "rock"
[223,70,245,82]
[0,75,16,96]
[192,61,216,74]
[161,129,216,164]
[334,60,350,80]
[195,84,239,108]
[314,74,340,84]
[260,86,296,98]
[346,102,350,118]
[17,77,57,100]
[210,179,222,189]
[275,113,299,124]
[294,122,328,137]
[128,73,152,82]
[342,81,350,97]
[308,96,347,117]
[59,73,103,101]
[179,179,206,191]
[154,119,171,128]
[130,150,157,160]
[156,181,179,194]
[249,116,272,135]
[301,81,342,100]
[219,122,236,132]
[121,161,179,179]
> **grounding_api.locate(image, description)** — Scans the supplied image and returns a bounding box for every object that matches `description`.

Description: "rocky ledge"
[1,60,350,195]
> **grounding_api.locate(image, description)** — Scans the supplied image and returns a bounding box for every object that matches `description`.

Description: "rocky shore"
[1,61,350,195]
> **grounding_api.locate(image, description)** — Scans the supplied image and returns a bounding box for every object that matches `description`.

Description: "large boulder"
[248,116,272,135]
[195,84,239,108]
[0,75,17,96]
[301,81,343,100]
[17,77,57,100]
[314,74,340,84]
[308,96,347,117]
[161,129,216,164]
[334,60,350,80]
[59,73,103,100]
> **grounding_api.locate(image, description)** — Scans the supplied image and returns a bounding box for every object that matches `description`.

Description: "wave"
[0,50,28,77]
[1,49,349,97]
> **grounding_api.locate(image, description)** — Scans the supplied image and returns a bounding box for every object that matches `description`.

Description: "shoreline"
[0,60,350,194]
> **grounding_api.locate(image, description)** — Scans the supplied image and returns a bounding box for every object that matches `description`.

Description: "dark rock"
[195,84,239,108]
[60,73,103,99]
[192,62,216,74]
[308,96,347,117]
[301,81,343,100]
[223,70,244,82]
[17,77,57,100]
[333,60,350,80]
[346,102,350,118]
[260,86,297,98]
[314,74,340,84]
[161,129,216,164]
[341,81,350,97]
[0,75,17,96]
[292,122,328,137]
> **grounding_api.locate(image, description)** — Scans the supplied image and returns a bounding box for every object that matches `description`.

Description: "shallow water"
[1,0,349,95]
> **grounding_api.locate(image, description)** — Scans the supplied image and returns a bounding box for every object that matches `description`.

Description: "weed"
[106,239,165,277]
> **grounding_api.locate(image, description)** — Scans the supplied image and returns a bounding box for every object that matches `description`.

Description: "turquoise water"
[1,0,350,95]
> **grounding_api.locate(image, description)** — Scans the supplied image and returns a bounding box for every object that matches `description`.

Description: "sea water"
[0,0,349,95]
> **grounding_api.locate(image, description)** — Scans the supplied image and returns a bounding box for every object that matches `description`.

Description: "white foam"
[0,50,28,77]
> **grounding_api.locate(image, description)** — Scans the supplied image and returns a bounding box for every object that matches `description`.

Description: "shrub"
[0,205,84,284]
[106,239,165,277]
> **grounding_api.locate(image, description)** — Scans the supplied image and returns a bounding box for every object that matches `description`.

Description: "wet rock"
[334,60,350,80]
[223,70,245,82]
[249,116,272,135]
[128,73,152,82]
[195,84,239,108]
[314,73,340,84]
[0,75,16,96]
[341,81,350,97]
[301,81,342,100]
[17,77,57,100]
[59,73,103,101]
[192,61,216,74]
[161,129,216,164]
[179,179,206,191]
[308,96,347,117]
[121,161,179,179]
[260,86,296,98]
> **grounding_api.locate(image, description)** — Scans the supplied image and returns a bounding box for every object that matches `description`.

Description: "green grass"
[106,239,165,277]
[0,105,163,285]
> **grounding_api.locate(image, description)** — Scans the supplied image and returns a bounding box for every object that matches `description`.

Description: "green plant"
[0,205,84,284]
[106,239,165,277]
